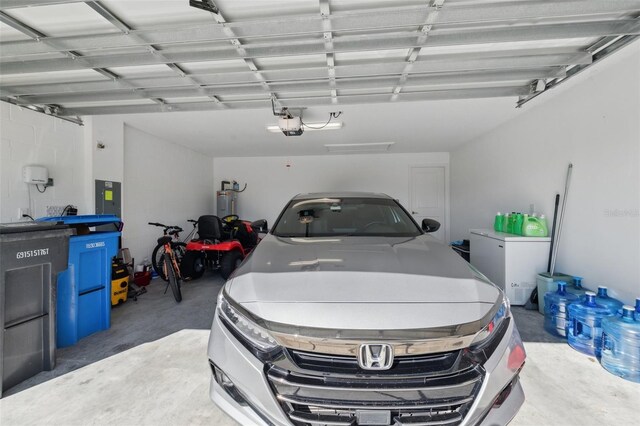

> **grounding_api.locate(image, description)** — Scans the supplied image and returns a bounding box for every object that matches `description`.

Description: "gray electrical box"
[95,180,121,217]
[95,180,122,232]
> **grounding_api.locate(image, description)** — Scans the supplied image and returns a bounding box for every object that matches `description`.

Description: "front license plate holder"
[356,410,391,425]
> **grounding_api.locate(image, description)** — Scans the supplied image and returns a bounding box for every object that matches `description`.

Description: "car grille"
[266,350,484,426]
[289,348,464,376]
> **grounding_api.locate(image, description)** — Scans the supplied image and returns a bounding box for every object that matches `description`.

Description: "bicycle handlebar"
[149,222,181,231]
[187,219,198,224]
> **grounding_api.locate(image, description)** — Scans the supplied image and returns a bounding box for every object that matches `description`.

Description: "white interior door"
[409,166,446,241]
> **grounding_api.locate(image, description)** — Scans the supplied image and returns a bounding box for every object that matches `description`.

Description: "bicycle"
[148,220,197,280]
[157,234,182,302]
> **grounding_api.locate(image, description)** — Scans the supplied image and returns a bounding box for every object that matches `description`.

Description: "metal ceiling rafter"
[0,8,167,116]
[1,96,83,125]
[391,0,444,101]
[319,0,337,104]
[0,50,594,98]
[4,1,640,58]
[0,10,82,122]
[516,19,640,107]
[202,0,281,108]
[0,0,85,9]
[84,1,225,107]
[13,68,563,105]
[4,20,638,75]
[55,86,530,116]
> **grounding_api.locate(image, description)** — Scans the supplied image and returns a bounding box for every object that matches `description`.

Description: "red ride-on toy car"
[180,215,267,280]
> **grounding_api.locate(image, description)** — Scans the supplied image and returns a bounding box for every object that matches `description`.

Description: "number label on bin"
[16,248,50,259]
[86,242,106,249]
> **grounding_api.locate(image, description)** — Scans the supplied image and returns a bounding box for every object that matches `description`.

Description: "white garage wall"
[450,42,640,304]
[122,125,215,263]
[213,152,450,239]
[0,103,89,222]
[83,115,125,214]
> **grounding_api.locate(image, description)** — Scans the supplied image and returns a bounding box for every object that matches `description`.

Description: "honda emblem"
[357,343,394,370]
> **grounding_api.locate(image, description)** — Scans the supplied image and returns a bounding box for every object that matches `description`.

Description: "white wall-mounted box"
[22,166,49,184]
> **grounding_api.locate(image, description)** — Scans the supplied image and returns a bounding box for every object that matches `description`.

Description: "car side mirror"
[251,219,268,233]
[421,218,441,233]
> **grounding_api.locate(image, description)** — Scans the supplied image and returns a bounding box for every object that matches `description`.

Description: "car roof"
[291,192,393,200]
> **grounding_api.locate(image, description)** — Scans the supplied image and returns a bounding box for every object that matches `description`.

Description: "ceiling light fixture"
[324,142,395,153]
[266,122,343,133]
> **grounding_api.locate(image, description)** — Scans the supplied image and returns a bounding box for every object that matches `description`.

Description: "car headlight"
[217,290,281,359]
[471,295,510,349]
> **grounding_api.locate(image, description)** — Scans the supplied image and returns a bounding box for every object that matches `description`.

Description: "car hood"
[226,235,501,330]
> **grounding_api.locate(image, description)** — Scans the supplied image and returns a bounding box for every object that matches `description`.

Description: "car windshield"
[272,197,421,237]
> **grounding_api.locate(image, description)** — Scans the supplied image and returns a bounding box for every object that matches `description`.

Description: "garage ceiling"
[1,0,640,124]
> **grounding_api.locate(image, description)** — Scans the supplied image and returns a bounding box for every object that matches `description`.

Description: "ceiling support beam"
[2,20,636,75]
[391,0,444,101]
[14,68,562,105]
[516,32,639,107]
[4,1,640,58]
[85,1,225,107]
[0,9,164,113]
[55,86,530,116]
[0,97,83,125]
[319,0,337,104]
[0,51,592,98]
[202,1,281,108]
[0,10,46,39]
[0,0,85,9]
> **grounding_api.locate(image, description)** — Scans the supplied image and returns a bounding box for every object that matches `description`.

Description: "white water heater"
[216,190,237,217]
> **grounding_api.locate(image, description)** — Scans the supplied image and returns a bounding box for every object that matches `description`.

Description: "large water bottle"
[544,282,579,337]
[566,276,587,298]
[601,306,640,382]
[567,291,616,357]
[595,286,623,314]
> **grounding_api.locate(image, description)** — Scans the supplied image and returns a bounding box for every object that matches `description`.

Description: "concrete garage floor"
[1,274,638,425]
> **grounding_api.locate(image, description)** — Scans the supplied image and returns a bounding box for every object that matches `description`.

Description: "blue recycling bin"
[37,215,121,347]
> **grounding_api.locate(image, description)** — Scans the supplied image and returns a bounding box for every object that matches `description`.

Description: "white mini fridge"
[470,229,551,306]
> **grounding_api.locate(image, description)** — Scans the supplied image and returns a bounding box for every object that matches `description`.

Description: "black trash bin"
[0,222,73,397]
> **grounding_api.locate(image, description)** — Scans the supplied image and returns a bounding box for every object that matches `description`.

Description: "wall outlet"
[18,207,30,219]
[46,177,54,187]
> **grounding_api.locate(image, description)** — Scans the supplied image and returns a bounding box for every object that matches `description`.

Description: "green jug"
[494,212,503,232]
[514,213,524,236]
[502,213,509,233]
[523,215,548,237]
[506,212,516,234]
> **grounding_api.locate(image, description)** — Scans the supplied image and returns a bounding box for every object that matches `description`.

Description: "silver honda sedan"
[208,192,526,426]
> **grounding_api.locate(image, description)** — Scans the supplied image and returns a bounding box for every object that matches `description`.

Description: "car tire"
[220,251,243,280]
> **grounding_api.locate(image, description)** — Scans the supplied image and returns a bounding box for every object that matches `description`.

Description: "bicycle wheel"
[153,242,187,280]
[164,252,182,303]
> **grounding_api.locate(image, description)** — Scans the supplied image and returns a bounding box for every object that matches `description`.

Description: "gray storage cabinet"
[0,222,72,397]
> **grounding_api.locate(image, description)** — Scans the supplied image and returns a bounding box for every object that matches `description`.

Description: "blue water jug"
[595,286,623,314]
[544,282,579,337]
[601,306,640,382]
[566,276,586,298]
[567,291,616,357]
[635,298,640,314]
